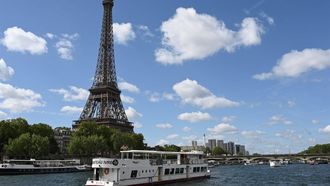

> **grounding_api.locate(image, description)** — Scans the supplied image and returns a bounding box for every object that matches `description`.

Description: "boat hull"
[86,174,210,186]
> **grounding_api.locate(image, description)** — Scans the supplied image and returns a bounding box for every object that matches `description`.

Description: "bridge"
[207,154,330,164]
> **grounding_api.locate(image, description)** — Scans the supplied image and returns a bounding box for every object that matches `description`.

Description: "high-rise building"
[192,140,197,150]
[208,139,217,150]
[217,140,225,150]
[227,141,235,155]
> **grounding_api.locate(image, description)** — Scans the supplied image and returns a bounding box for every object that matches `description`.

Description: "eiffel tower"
[73,0,134,133]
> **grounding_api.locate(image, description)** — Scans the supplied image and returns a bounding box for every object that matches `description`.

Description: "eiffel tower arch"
[73,0,134,133]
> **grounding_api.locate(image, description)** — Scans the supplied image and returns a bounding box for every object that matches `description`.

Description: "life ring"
[104,168,109,175]
[112,159,119,166]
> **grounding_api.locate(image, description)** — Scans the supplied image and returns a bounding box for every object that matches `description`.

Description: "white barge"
[0,159,90,175]
[86,150,211,186]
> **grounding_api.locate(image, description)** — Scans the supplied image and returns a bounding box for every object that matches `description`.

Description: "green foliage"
[212,147,227,156]
[301,144,330,154]
[4,133,49,158]
[68,121,145,156]
[154,144,181,152]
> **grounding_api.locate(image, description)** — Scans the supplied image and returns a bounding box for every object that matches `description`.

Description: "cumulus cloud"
[113,23,136,45]
[319,125,330,134]
[222,116,236,123]
[118,81,140,93]
[207,123,238,135]
[253,48,330,80]
[173,79,239,109]
[45,33,55,39]
[1,27,47,55]
[156,139,169,146]
[167,134,179,139]
[55,33,79,60]
[155,8,264,65]
[177,111,212,123]
[146,91,176,103]
[125,106,142,121]
[138,25,154,38]
[182,126,192,132]
[121,95,135,104]
[269,115,292,125]
[0,110,7,119]
[60,106,83,114]
[0,58,15,81]
[49,86,89,101]
[241,130,264,139]
[0,83,44,113]
[156,123,173,129]
[312,120,320,125]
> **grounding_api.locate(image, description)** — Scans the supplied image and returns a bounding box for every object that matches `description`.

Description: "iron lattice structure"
[73,0,133,133]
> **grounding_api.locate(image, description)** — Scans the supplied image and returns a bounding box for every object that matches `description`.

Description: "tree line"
[300,144,330,154]
[0,118,145,159]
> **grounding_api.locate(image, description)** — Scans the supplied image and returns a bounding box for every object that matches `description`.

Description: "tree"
[212,147,227,156]
[301,144,330,154]
[5,133,31,158]
[30,134,49,158]
[30,123,59,154]
[163,144,181,152]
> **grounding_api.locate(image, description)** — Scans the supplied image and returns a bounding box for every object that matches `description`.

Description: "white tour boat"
[0,159,91,175]
[85,150,211,186]
[269,159,282,167]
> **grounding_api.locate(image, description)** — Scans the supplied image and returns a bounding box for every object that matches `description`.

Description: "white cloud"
[167,134,179,139]
[49,86,89,101]
[319,125,330,134]
[113,23,136,45]
[155,8,264,65]
[177,111,212,123]
[182,135,197,141]
[1,27,47,55]
[312,120,320,125]
[45,33,55,39]
[253,48,330,80]
[0,110,7,119]
[182,126,192,132]
[55,33,78,60]
[173,79,239,109]
[118,81,140,93]
[0,58,15,81]
[133,122,143,129]
[138,25,154,38]
[146,91,176,102]
[259,12,274,25]
[60,106,83,114]
[121,95,135,104]
[287,101,296,107]
[222,116,236,123]
[156,139,169,146]
[241,130,264,139]
[125,106,142,121]
[269,115,292,125]
[156,123,173,129]
[0,83,44,113]
[207,123,238,135]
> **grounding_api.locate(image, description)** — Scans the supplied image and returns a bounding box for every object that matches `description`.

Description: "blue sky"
[0,0,330,154]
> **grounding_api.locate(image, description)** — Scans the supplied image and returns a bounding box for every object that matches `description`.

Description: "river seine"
[1,164,329,186]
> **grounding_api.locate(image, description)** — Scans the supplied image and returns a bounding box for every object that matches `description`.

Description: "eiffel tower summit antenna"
[73,0,133,133]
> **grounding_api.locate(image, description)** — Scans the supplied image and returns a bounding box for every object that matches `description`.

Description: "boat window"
[164,169,170,175]
[193,167,196,173]
[175,168,180,174]
[170,168,175,175]
[180,168,184,174]
[123,171,125,174]
[131,170,138,178]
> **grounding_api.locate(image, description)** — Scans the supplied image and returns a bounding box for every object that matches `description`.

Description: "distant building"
[208,139,217,150]
[223,143,228,152]
[180,146,204,151]
[54,127,72,154]
[227,141,235,155]
[217,140,225,150]
[192,140,198,150]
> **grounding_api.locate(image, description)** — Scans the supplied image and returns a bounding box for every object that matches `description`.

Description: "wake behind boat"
[85,150,211,186]
[0,159,91,175]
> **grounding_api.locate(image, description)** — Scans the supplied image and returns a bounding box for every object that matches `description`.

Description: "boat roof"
[120,150,204,155]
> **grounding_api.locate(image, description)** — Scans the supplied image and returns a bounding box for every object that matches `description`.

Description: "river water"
[1,164,330,186]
